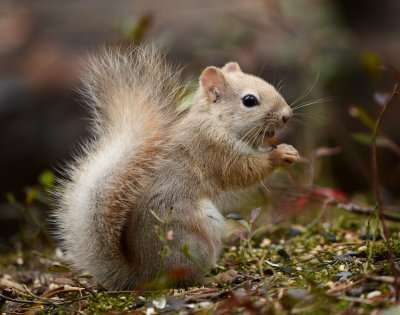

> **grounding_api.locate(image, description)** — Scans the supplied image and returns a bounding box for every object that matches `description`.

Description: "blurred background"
[1,0,399,249]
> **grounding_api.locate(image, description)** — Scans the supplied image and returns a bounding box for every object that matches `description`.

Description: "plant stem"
[371,83,399,301]
[364,214,372,273]
[153,208,173,283]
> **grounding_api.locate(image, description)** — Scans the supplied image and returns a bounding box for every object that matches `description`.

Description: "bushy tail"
[55,46,188,289]
[82,45,187,134]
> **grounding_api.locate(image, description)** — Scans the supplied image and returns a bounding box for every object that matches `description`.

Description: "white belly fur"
[198,199,226,242]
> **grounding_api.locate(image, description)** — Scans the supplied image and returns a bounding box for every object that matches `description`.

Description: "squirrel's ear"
[200,66,226,102]
[222,62,242,73]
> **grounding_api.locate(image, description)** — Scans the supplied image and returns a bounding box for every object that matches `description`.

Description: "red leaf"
[314,187,348,202]
[295,197,308,210]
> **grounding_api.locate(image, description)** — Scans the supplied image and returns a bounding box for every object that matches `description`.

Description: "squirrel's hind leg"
[162,199,226,286]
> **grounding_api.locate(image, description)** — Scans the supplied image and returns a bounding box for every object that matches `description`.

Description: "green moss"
[372,238,400,261]
[85,292,146,313]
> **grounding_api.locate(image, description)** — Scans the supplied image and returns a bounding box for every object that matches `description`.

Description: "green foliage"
[4,170,56,258]
[116,13,153,44]
[352,133,385,147]
[372,238,400,261]
[39,170,55,190]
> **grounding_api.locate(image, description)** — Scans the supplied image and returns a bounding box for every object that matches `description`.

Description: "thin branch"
[0,292,90,310]
[371,83,399,301]
[326,277,367,294]
[336,202,400,222]
[0,293,40,305]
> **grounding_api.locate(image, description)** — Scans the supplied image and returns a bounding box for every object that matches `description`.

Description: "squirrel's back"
[54,47,188,289]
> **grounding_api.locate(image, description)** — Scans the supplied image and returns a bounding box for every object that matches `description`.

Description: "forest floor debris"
[1,211,400,314]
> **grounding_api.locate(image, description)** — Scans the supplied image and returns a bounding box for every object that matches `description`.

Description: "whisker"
[249,125,264,150]
[293,112,325,122]
[226,124,264,175]
[258,62,267,77]
[260,125,268,147]
[288,117,308,127]
[260,179,270,192]
[276,78,286,94]
[292,97,332,111]
[224,125,260,174]
[289,71,320,108]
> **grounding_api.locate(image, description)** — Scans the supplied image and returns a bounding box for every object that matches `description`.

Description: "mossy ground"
[1,208,399,314]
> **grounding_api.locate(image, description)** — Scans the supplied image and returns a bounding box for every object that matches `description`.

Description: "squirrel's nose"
[282,115,290,123]
[281,107,292,124]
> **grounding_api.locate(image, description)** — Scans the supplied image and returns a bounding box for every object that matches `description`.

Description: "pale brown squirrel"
[55,46,299,290]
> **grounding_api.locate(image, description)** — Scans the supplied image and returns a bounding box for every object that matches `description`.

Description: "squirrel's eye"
[242,94,259,107]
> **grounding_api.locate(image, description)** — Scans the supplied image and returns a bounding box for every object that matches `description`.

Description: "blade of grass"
[371,82,399,300]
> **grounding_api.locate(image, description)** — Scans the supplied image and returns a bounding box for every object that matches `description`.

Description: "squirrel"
[55,46,299,290]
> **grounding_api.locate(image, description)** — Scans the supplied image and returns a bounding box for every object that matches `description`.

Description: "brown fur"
[55,47,298,290]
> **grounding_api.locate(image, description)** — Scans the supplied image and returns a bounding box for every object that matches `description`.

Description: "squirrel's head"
[199,62,292,150]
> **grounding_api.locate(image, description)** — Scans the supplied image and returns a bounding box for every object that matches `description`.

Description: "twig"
[334,296,373,305]
[366,275,395,283]
[0,292,90,307]
[184,289,228,302]
[286,245,355,267]
[333,227,360,237]
[331,242,365,248]
[371,82,400,301]
[268,184,400,222]
[336,202,400,222]
[0,293,40,305]
[71,278,97,296]
[327,277,366,294]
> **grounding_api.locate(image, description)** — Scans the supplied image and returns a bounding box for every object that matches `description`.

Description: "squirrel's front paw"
[270,144,299,167]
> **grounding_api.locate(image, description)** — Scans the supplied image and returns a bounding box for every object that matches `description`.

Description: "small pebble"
[231,277,244,285]
[288,227,303,237]
[326,281,335,289]
[360,232,381,241]
[288,288,308,299]
[260,238,271,248]
[277,248,291,259]
[153,297,166,309]
[131,301,145,308]
[280,266,295,274]
[146,307,155,315]
[198,302,213,309]
[322,232,337,242]
[367,290,381,299]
